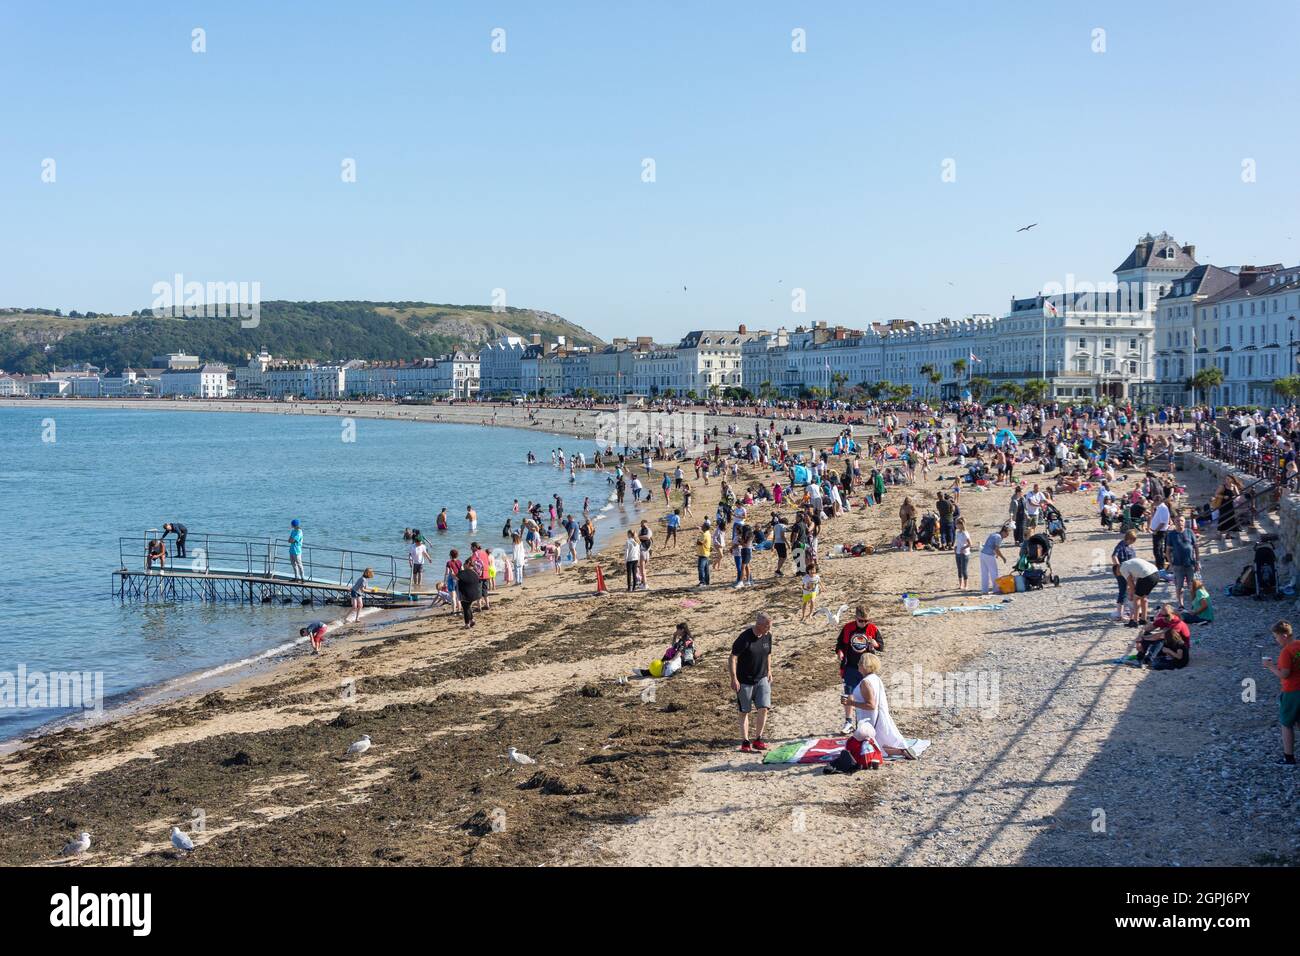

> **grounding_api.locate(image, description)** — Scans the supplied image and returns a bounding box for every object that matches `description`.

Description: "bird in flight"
[1016,223,1038,232]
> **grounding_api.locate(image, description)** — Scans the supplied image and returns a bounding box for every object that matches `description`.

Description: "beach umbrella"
[994,428,1019,447]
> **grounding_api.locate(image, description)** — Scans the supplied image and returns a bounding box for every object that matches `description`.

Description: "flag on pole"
[969,351,981,363]
[1043,298,1059,317]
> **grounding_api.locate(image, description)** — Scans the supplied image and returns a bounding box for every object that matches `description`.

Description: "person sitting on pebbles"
[841,654,920,758]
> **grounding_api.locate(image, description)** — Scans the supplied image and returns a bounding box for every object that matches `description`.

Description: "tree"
[919,363,935,396]
[969,376,992,401]
[952,358,967,378]
[830,371,849,397]
[1188,367,1224,403]
[890,384,912,402]
[998,382,1024,403]
[1022,379,1049,404]
[1273,376,1300,402]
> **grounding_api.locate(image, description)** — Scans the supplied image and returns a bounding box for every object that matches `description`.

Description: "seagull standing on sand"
[506,746,536,769]
[816,603,851,627]
[61,832,91,856]
[170,826,195,854]
[347,734,372,757]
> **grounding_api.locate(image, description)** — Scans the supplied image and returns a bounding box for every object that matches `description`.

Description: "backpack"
[1229,565,1255,597]
[823,736,883,773]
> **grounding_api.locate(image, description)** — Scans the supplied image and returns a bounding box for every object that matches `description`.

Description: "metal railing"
[121,531,410,593]
[1187,433,1288,484]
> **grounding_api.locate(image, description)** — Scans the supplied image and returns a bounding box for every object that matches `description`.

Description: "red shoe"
[739,741,753,753]
[751,739,769,752]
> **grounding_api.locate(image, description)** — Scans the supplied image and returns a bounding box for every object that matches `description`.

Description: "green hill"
[0,302,604,374]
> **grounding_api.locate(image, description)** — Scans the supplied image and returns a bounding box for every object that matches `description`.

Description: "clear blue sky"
[2,1,1297,341]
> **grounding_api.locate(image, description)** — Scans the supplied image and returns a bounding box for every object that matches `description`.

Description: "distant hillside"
[0,301,605,374]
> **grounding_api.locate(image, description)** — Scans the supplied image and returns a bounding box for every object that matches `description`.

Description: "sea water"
[0,406,624,741]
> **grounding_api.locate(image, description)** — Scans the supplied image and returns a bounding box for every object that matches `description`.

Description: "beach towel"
[910,603,1004,617]
[762,737,852,765]
[761,736,931,764]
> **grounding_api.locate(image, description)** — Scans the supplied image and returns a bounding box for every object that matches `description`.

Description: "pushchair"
[1015,532,1060,588]
[1253,539,1282,600]
[1041,503,1067,542]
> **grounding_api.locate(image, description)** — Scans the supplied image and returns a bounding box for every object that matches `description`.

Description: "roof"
[1158,264,1239,301]
[1113,232,1199,274]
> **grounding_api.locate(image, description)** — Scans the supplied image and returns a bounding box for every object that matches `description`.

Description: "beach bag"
[681,641,696,666]
[823,737,883,774]
[662,655,682,677]
[997,574,1017,594]
[1229,565,1255,597]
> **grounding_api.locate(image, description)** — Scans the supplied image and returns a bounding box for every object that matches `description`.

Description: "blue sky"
[2,1,1297,341]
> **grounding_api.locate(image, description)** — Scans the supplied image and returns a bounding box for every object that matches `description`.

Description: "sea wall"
[1184,452,1300,560]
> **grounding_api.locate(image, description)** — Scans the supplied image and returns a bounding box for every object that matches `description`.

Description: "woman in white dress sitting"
[841,653,919,759]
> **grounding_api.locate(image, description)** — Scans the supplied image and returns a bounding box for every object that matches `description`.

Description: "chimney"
[738,324,747,335]
[1182,244,1196,259]
[530,333,542,345]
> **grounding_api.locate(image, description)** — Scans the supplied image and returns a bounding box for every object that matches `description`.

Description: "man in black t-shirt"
[730,612,773,753]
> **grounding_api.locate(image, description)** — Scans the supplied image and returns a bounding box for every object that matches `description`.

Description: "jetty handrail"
[120,532,410,593]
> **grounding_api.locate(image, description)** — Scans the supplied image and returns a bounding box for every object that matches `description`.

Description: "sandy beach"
[2,424,1296,867]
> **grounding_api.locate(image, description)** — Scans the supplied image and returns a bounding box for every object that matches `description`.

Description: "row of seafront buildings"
[475,234,1300,408]
[0,354,230,398]
[5,234,1298,407]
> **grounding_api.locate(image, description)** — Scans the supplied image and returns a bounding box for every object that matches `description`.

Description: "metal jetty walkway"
[112,532,423,607]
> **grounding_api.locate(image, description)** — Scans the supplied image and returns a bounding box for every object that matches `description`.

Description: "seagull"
[506,746,536,769]
[170,826,195,854]
[816,603,851,627]
[60,832,91,856]
[1016,223,1038,233]
[346,734,372,756]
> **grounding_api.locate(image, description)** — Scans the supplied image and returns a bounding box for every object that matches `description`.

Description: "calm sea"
[0,406,622,742]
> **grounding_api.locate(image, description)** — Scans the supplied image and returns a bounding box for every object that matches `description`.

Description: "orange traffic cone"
[594,561,609,595]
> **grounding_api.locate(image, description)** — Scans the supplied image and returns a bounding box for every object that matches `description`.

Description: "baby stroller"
[1016,532,1060,589]
[1042,503,1067,542]
[1254,539,1282,601]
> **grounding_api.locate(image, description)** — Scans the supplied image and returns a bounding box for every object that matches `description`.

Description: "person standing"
[288,519,305,582]
[637,519,654,588]
[511,532,527,586]
[953,517,972,591]
[836,607,883,734]
[695,520,712,587]
[161,522,188,559]
[1264,620,1300,765]
[730,612,773,753]
[1148,495,1172,571]
[349,568,374,624]
[456,559,482,628]
[408,534,430,589]
[623,530,640,592]
[936,493,955,550]
[1165,513,1199,609]
[1111,530,1137,621]
[465,504,478,533]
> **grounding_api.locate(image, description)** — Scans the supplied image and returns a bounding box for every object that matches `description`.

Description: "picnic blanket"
[761,736,932,764]
[911,603,1004,617]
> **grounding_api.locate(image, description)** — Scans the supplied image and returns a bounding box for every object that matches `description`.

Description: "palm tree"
[969,376,992,401]
[1188,367,1224,405]
[952,358,967,379]
[1022,379,1049,404]
[831,371,849,398]
[998,382,1024,403]
[919,363,936,398]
